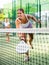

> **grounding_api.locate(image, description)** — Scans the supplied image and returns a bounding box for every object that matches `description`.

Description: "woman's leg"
[18,33,27,42]
[27,33,33,49]
[24,51,29,61]
[6,32,9,42]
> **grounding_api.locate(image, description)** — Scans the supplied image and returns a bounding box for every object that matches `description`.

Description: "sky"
[0,0,12,8]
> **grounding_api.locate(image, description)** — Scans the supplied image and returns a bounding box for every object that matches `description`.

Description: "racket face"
[16,40,29,54]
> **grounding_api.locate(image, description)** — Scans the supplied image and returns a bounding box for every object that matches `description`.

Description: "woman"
[15,8,41,61]
[4,18,10,42]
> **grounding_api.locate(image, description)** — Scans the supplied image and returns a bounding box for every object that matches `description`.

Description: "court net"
[0,28,49,65]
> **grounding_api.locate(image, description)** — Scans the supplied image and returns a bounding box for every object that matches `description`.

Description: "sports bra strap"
[25,14,29,21]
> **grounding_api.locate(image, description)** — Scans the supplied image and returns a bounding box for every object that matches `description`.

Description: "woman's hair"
[17,8,24,13]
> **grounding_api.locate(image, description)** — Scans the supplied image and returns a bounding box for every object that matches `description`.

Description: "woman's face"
[17,10,24,19]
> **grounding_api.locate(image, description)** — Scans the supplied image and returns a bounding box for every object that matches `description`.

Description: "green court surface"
[0,34,49,65]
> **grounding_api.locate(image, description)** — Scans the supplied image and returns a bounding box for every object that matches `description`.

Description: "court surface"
[0,33,49,65]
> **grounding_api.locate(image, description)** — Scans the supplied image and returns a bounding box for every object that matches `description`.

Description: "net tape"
[0,28,49,33]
